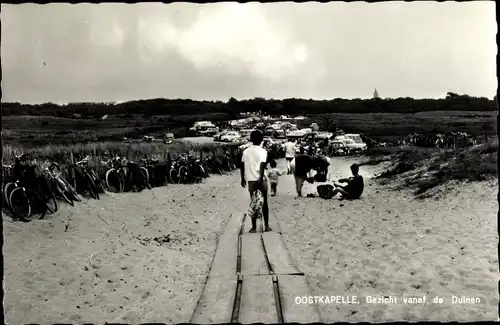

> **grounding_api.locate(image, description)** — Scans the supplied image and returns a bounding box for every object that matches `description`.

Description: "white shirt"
[241,145,268,182]
[283,141,296,158]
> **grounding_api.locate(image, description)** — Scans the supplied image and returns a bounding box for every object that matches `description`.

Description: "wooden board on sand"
[238,275,278,324]
[261,232,302,275]
[278,275,322,323]
[190,275,236,324]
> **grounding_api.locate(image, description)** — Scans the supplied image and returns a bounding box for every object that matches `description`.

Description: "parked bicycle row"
[2,149,242,221]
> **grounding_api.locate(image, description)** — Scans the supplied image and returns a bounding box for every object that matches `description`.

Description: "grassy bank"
[2,140,239,178]
[364,141,498,196]
[3,110,496,146]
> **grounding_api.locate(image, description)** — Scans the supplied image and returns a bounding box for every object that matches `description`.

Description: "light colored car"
[198,127,219,137]
[220,131,241,142]
[163,133,174,144]
[343,134,368,152]
[329,140,348,156]
[213,130,229,141]
[239,128,255,138]
[337,138,364,153]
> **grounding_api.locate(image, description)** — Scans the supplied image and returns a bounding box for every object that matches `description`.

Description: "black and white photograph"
[2,1,498,323]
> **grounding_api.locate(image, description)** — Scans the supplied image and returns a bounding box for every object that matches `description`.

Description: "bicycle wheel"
[105,169,123,193]
[130,169,147,192]
[118,171,126,192]
[9,187,32,221]
[85,172,100,199]
[139,167,152,189]
[59,177,81,202]
[54,178,74,206]
[169,168,180,184]
[199,165,207,179]
[3,182,15,209]
[90,169,105,193]
[179,166,189,184]
[37,179,58,214]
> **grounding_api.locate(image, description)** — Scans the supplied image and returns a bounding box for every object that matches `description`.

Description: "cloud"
[137,3,311,82]
[0,2,496,104]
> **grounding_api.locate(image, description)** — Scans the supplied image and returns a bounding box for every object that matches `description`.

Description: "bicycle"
[104,157,148,192]
[5,153,58,221]
[203,156,223,175]
[74,156,103,200]
[41,161,80,206]
[102,157,125,193]
[186,156,207,183]
[169,159,182,185]
[176,155,191,184]
[140,156,163,188]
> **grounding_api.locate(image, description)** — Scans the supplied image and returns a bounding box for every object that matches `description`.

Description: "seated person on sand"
[332,164,364,200]
[290,154,330,197]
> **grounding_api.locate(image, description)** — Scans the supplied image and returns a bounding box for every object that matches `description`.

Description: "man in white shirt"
[282,139,296,174]
[241,130,271,232]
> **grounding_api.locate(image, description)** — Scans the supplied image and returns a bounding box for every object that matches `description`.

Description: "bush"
[2,141,241,179]
[369,140,497,195]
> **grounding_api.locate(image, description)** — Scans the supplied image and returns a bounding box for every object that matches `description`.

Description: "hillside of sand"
[3,157,498,323]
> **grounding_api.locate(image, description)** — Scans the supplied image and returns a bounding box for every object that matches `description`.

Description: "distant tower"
[373,89,379,99]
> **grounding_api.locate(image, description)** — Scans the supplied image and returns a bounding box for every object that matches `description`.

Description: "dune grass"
[2,140,239,178]
[367,140,498,195]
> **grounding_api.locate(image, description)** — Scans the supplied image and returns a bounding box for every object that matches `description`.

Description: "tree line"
[2,93,496,118]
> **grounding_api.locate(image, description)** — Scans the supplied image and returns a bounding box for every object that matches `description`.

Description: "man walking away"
[332,164,364,199]
[290,154,330,197]
[282,138,296,174]
[241,130,272,232]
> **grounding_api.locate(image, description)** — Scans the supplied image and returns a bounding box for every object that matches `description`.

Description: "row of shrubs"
[2,141,242,181]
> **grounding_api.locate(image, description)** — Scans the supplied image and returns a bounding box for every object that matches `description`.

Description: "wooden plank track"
[190,275,237,324]
[278,275,321,323]
[238,275,278,324]
[262,232,303,275]
[192,209,320,324]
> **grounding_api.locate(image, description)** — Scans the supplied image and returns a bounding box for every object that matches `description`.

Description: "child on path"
[267,160,284,196]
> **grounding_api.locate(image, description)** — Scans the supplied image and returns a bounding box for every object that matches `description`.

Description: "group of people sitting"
[239,130,364,233]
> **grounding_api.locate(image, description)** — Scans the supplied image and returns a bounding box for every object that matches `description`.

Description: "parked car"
[342,134,368,152]
[239,129,255,139]
[220,131,241,142]
[329,140,348,156]
[198,127,219,137]
[213,131,228,141]
[338,138,366,154]
[163,133,174,144]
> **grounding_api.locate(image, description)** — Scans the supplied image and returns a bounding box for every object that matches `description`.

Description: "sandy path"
[4,156,498,322]
[4,172,250,324]
[270,157,498,322]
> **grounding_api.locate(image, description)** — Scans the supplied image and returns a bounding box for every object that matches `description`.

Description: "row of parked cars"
[212,128,368,156]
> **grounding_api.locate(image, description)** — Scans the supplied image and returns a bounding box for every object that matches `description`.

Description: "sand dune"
[3,157,498,323]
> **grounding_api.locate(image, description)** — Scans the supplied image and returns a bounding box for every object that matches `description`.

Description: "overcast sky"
[1,2,497,104]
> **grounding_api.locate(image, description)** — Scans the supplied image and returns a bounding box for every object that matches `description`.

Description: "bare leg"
[332,186,349,198]
[271,183,277,196]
